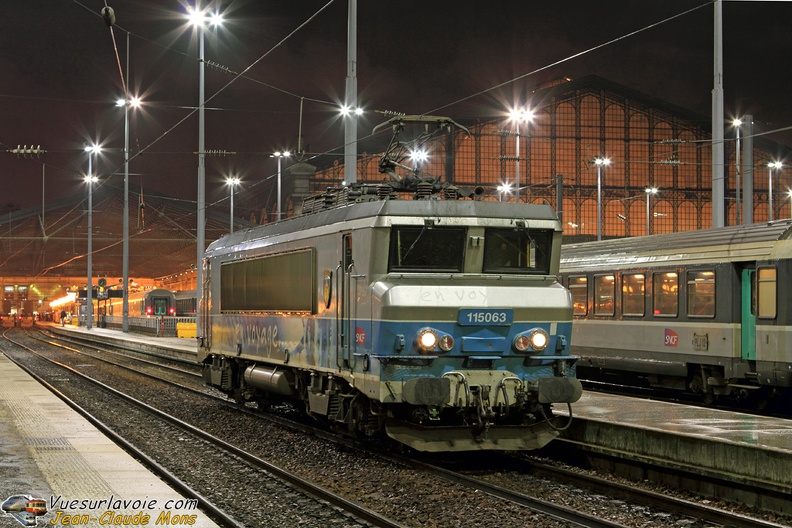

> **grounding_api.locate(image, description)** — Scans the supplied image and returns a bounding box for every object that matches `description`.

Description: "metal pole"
[196,26,206,339]
[229,185,234,233]
[122,31,130,333]
[743,115,754,224]
[597,164,602,241]
[41,164,45,230]
[343,0,357,185]
[277,156,282,221]
[87,155,93,330]
[769,166,774,222]
[515,121,521,203]
[735,124,741,225]
[646,191,651,236]
[556,174,563,225]
[711,0,725,227]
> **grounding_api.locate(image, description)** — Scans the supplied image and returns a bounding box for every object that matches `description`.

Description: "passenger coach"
[559,220,792,404]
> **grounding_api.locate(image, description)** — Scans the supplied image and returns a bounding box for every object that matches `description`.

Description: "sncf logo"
[664,328,679,347]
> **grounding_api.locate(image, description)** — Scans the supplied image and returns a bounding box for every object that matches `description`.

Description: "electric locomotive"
[198,116,582,452]
[559,220,792,406]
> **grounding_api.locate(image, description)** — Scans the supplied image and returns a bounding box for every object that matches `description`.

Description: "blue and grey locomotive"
[559,220,792,406]
[198,116,581,451]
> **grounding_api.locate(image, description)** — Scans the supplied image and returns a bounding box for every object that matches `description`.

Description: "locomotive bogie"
[200,197,581,451]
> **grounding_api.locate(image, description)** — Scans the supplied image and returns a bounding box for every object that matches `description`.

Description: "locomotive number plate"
[458,309,513,326]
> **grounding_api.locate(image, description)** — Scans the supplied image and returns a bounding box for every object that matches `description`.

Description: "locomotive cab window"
[568,276,588,316]
[594,275,615,316]
[653,272,678,317]
[389,226,466,272]
[482,228,552,274]
[757,267,777,319]
[687,270,715,317]
[621,273,645,317]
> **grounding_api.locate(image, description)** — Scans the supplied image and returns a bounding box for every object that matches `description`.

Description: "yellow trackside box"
[177,322,197,339]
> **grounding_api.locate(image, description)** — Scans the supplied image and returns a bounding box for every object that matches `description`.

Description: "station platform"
[555,391,792,513]
[45,322,198,363]
[0,350,219,527]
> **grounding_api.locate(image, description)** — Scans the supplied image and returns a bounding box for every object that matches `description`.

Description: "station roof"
[0,183,255,280]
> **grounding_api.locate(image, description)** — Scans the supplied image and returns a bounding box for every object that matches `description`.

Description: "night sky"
[2,1,790,214]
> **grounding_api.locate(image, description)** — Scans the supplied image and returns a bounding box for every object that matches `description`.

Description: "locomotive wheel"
[349,396,378,437]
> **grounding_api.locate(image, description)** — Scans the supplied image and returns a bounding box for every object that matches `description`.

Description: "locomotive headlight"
[417,328,438,352]
[514,329,550,352]
[528,329,549,351]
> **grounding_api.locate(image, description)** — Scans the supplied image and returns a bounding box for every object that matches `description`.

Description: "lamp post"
[595,157,611,241]
[84,145,101,330]
[272,151,291,221]
[509,107,534,203]
[733,118,742,225]
[187,4,223,340]
[116,95,141,333]
[226,176,240,233]
[768,161,783,221]
[786,190,792,219]
[645,187,658,236]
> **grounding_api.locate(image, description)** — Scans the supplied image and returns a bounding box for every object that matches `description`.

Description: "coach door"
[740,269,756,361]
[337,233,354,370]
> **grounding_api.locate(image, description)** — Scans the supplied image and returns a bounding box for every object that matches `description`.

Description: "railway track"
[3,329,399,528]
[5,328,790,528]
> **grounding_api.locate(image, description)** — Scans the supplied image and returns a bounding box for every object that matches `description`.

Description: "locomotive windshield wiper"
[400,224,428,263]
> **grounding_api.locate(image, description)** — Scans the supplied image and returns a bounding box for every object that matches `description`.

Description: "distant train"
[174,289,197,316]
[197,116,582,452]
[559,220,792,406]
[106,288,176,317]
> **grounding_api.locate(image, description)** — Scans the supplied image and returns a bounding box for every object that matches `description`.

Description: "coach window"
[622,273,645,316]
[594,275,615,316]
[653,272,678,317]
[687,270,715,317]
[568,276,588,316]
[757,267,777,319]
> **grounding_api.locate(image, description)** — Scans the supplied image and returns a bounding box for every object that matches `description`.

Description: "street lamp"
[409,149,428,171]
[272,151,291,221]
[84,144,101,330]
[594,157,611,241]
[768,161,783,221]
[645,187,658,236]
[497,183,512,202]
[226,176,240,234]
[733,118,742,225]
[116,95,142,333]
[509,107,534,203]
[186,3,224,341]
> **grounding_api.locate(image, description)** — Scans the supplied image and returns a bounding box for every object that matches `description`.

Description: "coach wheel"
[688,373,704,394]
[689,372,715,404]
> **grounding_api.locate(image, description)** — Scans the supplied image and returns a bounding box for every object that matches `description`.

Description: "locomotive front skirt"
[199,196,581,451]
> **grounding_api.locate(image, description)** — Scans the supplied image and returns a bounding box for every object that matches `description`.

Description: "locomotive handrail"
[442,371,471,408]
[493,376,523,415]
